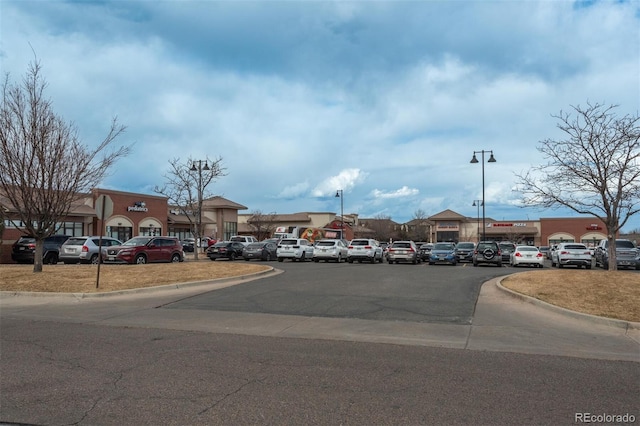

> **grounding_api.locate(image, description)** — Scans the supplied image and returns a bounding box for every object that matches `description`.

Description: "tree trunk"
[33,239,44,273]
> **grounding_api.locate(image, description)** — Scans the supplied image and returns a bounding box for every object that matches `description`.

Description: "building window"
[168,227,192,240]
[140,226,161,236]
[107,226,132,242]
[223,222,237,241]
[55,221,84,237]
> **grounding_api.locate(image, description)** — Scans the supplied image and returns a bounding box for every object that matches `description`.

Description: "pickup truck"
[551,242,592,269]
[594,239,640,270]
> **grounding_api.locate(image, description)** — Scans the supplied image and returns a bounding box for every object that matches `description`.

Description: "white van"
[230,235,258,246]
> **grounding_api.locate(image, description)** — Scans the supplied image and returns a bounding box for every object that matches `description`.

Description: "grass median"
[0,262,638,323]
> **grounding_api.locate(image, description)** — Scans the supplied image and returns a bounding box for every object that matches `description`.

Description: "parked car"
[594,239,640,270]
[510,245,545,268]
[102,236,184,264]
[498,242,516,263]
[276,238,314,262]
[454,242,475,263]
[242,241,278,261]
[59,236,122,264]
[11,235,70,264]
[181,238,196,253]
[313,239,348,263]
[551,243,592,269]
[230,235,258,246]
[418,243,434,261]
[538,246,550,258]
[547,244,558,260]
[207,241,246,261]
[347,238,384,264]
[387,241,420,264]
[473,241,502,267]
[428,242,457,266]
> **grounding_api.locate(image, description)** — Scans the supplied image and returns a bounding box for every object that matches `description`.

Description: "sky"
[1,0,639,231]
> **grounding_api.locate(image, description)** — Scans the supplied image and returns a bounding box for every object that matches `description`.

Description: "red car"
[102,236,184,264]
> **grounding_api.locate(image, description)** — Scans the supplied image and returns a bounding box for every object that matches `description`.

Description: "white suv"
[230,235,258,246]
[276,238,314,262]
[347,239,383,263]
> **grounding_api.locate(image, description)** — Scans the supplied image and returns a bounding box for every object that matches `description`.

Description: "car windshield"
[63,237,87,245]
[213,242,229,247]
[350,240,369,246]
[230,237,245,242]
[517,246,538,252]
[122,237,153,246]
[564,244,587,250]
[316,240,337,247]
[615,241,636,249]
[457,243,474,249]
[247,242,265,248]
[500,244,515,250]
[434,243,454,250]
[392,242,412,248]
[280,239,298,245]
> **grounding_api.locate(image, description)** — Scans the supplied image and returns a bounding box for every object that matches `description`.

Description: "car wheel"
[558,262,563,268]
[90,254,99,264]
[428,261,434,265]
[314,259,319,262]
[497,261,502,267]
[230,253,236,261]
[171,253,181,263]
[135,254,147,264]
[388,259,393,264]
[278,257,284,262]
[586,264,592,269]
[348,259,353,263]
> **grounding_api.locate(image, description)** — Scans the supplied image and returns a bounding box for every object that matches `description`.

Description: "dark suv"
[102,236,184,264]
[472,241,502,267]
[11,235,70,264]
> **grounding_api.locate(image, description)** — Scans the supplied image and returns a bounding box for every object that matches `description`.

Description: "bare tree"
[246,210,277,241]
[0,60,129,272]
[516,102,640,270]
[154,157,226,260]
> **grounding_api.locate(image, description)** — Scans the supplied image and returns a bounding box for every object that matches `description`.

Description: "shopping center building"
[1,187,624,263]
[0,188,247,263]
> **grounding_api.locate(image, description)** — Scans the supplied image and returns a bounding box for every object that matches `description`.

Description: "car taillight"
[28,243,36,249]
[82,246,89,252]
[364,246,372,249]
[536,253,544,258]
[515,252,522,257]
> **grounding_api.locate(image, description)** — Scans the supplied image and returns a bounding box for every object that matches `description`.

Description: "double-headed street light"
[190,160,210,260]
[335,189,344,239]
[470,150,496,241]
[472,200,483,242]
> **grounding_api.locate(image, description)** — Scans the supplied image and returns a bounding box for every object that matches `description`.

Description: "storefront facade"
[0,189,247,263]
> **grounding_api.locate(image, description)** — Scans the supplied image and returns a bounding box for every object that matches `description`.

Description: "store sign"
[436,222,459,230]
[586,224,602,230]
[490,223,527,227]
[127,201,148,212]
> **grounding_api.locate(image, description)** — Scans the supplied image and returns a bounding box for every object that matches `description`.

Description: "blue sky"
[2,0,639,231]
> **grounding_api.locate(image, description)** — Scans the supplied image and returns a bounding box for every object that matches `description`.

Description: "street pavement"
[1,267,638,425]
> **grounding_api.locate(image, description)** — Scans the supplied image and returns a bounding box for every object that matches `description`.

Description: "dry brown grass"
[1,261,638,323]
[0,261,270,293]
[502,270,640,322]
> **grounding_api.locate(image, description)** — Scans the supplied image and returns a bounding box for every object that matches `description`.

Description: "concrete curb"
[0,267,281,299]
[495,276,640,331]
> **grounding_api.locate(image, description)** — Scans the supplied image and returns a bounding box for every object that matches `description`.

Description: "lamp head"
[470,154,479,164]
[335,190,341,198]
[488,153,496,163]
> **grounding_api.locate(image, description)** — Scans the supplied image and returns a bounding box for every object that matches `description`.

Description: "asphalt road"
[165,260,500,324]
[1,259,638,425]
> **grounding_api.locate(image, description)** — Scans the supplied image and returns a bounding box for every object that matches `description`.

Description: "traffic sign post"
[94,195,114,289]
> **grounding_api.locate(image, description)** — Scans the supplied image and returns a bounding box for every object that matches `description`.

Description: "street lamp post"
[470,150,496,241]
[190,159,210,260]
[335,190,344,240]
[472,200,483,243]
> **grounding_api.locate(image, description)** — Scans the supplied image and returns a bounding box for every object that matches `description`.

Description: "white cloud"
[312,168,368,197]
[371,186,419,199]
